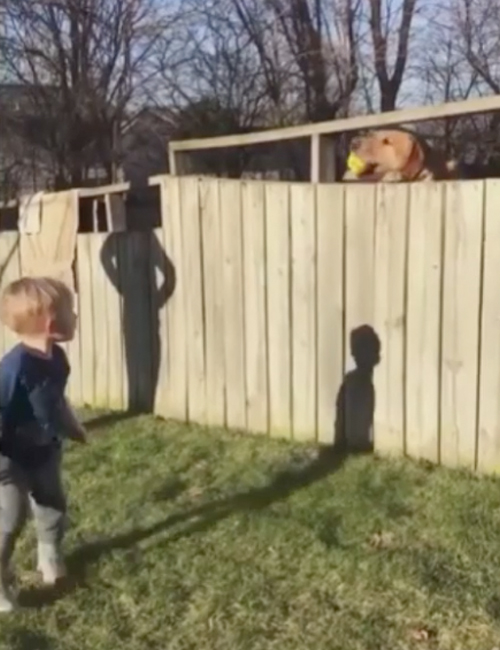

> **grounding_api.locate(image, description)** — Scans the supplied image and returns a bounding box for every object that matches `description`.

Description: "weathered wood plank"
[242,181,269,434]
[180,177,206,424]
[316,184,344,446]
[90,233,109,408]
[290,182,316,441]
[342,184,377,450]
[160,176,188,420]
[406,183,444,463]
[440,181,483,469]
[0,233,21,356]
[220,180,246,430]
[265,183,292,438]
[477,180,500,473]
[200,178,225,426]
[373,185,409,456]
[76,236,95,407]
[154,183,171,418]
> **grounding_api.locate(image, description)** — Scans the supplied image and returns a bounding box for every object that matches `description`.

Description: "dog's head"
[345,129,425,181]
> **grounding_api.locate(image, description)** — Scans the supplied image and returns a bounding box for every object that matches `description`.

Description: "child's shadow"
[100,232,176,412]
[334,325,381,451]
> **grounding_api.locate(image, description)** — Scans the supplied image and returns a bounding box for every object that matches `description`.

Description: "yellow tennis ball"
[347,152,367,176]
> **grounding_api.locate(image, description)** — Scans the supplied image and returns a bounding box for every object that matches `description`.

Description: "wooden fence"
[2,176,500,473]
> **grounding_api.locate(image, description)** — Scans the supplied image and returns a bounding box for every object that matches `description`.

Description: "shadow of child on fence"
[334,325,381,451]
[100,232,176,412]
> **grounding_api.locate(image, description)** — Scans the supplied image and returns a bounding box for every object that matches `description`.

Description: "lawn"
[1,413,500,649]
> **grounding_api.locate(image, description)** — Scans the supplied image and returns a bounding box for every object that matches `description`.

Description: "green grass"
[2,413,500,649]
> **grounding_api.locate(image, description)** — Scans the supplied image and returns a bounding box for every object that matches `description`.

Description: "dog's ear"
[401,138,425,180]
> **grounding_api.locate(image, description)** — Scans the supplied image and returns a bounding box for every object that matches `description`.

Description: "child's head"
[0,276,77,343]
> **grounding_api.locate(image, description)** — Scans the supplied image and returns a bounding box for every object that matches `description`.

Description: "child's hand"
[60,399,88,444]
[67,425,88,444]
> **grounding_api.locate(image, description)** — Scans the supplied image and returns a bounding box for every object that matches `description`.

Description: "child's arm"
[26,383,87,445]
[59,398,87,444]
[24,347,86,445]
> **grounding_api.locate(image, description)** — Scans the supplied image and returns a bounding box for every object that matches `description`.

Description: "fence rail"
[167,94,500,181]
[1,176,500,473]
[169,95,500,153]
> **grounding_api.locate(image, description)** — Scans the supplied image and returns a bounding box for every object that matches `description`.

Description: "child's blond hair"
[0,276,74,337]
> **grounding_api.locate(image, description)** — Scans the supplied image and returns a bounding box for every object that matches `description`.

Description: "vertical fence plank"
[90,233,109,408]
[220,180,246,430]
[65,287,83,406]
[103,233,124,411]
[180,177,206,424]
[160,176,187,420]
[77,236,95,407]
[115,234,137,409]
[441,181,484,469]
[265,183,292,438]
[477,180,500,473]
[373,185,408,456]
[114,235,129,410]
[0,234,21,356]
[0,233,20,290]
[242,182,269,434]
[132,232,154,410]
[200,178,225,426]
[151,224,170,418]
[151,182,172,417]
[316,184,344,446]
[406,184,444,463]
[344,185,376,351]
[343,185,376,449]
[290,183,317,441]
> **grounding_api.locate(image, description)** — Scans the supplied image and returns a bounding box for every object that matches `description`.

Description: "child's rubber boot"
[37,542,66,585]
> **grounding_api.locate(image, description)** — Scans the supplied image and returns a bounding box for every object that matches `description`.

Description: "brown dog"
[343,128,459,182]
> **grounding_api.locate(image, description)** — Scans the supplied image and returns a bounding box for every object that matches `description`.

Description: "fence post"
[169,148,192,176]
[310,134,337,183]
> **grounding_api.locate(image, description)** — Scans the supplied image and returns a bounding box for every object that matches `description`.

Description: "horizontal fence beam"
[0,182,131,211]
[76,182,130,199]
[169,94,500,153]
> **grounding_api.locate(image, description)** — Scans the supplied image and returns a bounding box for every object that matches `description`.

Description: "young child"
[0,276,87,611]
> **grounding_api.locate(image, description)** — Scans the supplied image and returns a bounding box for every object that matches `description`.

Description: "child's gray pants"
[0,448,66,566]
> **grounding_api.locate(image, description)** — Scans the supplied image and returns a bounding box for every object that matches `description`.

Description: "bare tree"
[448,0,500,166]
[156,0,267,130]
[453,0,500,93]
[2,0,179,188]
[364,0,420,111]
[229,0,362,124]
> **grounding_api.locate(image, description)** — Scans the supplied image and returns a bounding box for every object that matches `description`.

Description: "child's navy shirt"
[0,343,70,466]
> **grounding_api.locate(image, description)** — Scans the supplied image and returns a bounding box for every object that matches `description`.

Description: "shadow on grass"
[82,411,137,432]
[21,326,380,609]
[20,444,365,608]
[5,628,53,650]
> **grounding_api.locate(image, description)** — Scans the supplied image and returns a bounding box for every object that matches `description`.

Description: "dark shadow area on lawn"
[21,326,380,608]
[20,443,367,608]
[334,325,380,452]
[83,411,137,432]
[5,628,53,650]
